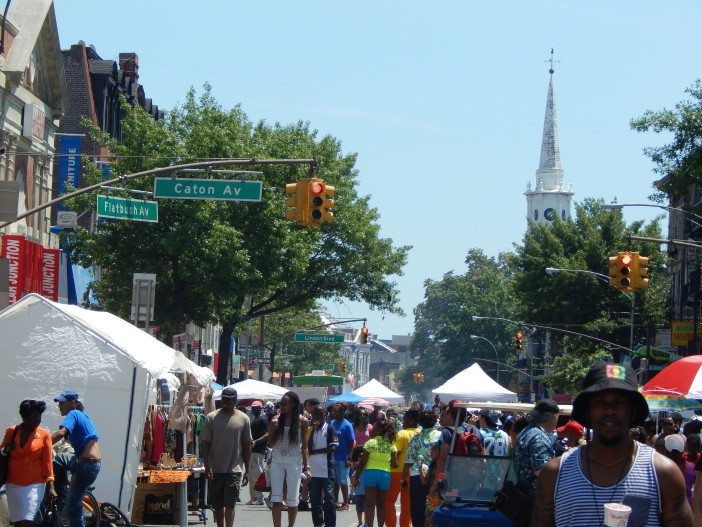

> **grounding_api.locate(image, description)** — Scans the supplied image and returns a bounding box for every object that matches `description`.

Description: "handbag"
[493,457,534,527]
[0,425,21,487]
[254,471,271,492]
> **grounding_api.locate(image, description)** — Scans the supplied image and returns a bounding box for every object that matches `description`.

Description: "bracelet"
[436,472,445,480]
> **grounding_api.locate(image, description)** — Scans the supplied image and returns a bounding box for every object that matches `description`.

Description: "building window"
[534,209,539,220]
[562,210,566,220]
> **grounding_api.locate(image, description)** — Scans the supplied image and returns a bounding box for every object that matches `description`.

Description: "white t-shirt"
[309,423,331,478]
[480,428,510,457]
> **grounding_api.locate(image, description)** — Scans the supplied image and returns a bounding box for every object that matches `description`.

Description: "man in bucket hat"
[531,363,692,527]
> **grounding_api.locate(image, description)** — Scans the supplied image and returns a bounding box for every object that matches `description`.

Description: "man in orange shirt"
[385,408,419,527]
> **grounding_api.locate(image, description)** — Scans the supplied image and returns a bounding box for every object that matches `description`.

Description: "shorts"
[210,472,242,508]
[334,460,349,486]
[362,469,391,491]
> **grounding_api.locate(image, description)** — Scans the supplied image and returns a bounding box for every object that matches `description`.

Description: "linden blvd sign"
[96,195,159,223]
[153,177,263,201]
[294,333,345,344]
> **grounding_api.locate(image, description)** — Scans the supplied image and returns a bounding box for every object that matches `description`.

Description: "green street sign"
[153,177,263,201]
[294,333,345,344]
[96,195,158,223]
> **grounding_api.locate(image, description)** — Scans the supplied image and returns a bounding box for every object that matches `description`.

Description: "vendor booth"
[0,294,215,523]
[216,378,289,400]
[431,363,518,402]
[352,378,404,403]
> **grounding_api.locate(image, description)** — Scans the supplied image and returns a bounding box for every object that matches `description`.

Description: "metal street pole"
[604,203,702,228]
[470,335,499,383]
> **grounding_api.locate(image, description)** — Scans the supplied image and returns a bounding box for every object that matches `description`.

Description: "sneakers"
[298,500,310,511]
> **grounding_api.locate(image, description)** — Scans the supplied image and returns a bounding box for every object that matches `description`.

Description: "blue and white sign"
[56,135,82,211]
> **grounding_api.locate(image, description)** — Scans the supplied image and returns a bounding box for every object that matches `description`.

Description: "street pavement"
[186,502,362,527]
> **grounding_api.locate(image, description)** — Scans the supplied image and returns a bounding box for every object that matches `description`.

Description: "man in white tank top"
[531,363,692,527]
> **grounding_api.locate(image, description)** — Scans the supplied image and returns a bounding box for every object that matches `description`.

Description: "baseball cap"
[534,399,560,415]
[479,409,502,426]
[251,400,263,407]
[664,434,685,453]
[557,420,585,437]
[54,390,79,403]
[221,387,238,400]
[572,363,649,427]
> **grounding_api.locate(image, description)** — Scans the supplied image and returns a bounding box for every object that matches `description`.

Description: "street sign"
[97,195,158,223]
[153,177,263,202]
[131,273,156,323]
[294,333,345,344]
[56,210,78,228]
[256,358,271,365]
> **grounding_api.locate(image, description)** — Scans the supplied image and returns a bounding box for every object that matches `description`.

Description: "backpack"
[454,426,484,456]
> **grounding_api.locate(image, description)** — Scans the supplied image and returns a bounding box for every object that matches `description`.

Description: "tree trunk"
[217,321,234,385]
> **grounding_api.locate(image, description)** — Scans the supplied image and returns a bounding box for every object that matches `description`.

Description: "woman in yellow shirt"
[350,420,398,527]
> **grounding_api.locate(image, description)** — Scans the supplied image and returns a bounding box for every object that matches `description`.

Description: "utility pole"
[258,314,265,381]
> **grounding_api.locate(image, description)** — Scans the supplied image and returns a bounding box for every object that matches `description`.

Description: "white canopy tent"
[217,378,289,401]
[432,363,518,402]
[352,378,404,403]
[0,294,214,515]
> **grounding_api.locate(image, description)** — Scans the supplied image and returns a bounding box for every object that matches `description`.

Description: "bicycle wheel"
[59,490,100,527]
[98,503,130,527]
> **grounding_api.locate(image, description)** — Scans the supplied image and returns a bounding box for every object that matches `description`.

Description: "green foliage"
[631,79,702,200]
[63,86,409,381]
[542,345,611,394]
[408,249,519,393]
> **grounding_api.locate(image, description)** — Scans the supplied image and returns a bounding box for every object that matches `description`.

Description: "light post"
[470,335,499,383]
[604,203,702,229]
[545,267,635,351]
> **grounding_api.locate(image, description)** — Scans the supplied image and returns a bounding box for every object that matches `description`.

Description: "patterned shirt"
[405,427,440,476]
[513,423,554,498]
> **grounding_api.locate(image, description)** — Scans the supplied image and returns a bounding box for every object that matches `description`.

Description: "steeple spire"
[538,48,561,172]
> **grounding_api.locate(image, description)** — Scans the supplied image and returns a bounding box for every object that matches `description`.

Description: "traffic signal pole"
[630,292,635,352]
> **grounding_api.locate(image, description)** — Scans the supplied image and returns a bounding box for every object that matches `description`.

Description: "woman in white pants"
[268,391,310,527]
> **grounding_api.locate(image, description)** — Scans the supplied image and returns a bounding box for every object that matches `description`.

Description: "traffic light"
[633,253,650,290]
[338,359,346,374]
[413,372,425,383]
[608,252,634,292]
[285,180,307,223]
[360,326,369,345]
[307,178,334,226]
[515,331,524,351]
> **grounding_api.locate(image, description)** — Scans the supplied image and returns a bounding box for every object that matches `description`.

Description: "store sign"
[671,321,702,347]
[41,249,60,302]
[22,104,45,142]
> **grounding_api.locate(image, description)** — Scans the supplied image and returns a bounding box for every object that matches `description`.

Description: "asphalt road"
[189,501,362,527]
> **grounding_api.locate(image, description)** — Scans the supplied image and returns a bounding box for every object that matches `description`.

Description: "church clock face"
[544,208,556,221]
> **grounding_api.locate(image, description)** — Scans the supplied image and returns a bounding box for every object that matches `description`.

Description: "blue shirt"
[60,410,99,456]
[513,424,554,498]
[331,418,355,461]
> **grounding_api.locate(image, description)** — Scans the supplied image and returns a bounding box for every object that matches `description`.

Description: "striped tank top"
[554,442,661,527]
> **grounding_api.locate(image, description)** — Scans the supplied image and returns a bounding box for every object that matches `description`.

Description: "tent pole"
[119,366,138,509]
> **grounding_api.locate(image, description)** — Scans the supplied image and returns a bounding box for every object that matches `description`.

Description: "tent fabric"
[431,363,517,402]
[352,378,404,403]
[0,294,214,516]
[218,379,289,401]
[329,392,364,403]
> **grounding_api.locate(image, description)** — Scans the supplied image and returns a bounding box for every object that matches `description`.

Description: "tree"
[64,86,410,383]
[406,249,519,396]
[630,79,702,201]
[513,199,667,392]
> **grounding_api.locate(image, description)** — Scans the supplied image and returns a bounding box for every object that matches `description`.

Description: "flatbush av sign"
[153,177,263,202]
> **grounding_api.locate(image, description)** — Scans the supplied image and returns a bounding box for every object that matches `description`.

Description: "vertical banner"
[1,234,27,304]
[56,135,82,211]
[41,249,60,301]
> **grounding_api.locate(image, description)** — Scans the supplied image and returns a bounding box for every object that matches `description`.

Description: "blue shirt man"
[51,391,101,527]
[330,403,355,509]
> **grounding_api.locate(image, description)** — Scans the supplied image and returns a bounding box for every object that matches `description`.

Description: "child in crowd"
[351,445,366,527]
[422,441,442,527]
[350,420,398,527]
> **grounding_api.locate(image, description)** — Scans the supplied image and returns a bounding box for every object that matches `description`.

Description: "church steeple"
[525,48,573,225]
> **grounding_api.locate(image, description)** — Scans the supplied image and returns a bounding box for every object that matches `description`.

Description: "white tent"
[431,363,517,402]
[353,378,404,403]
[0,294,214,515]
[218,378,289,400]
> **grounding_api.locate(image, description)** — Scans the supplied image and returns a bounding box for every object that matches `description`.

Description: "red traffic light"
[310,181,325,195]
[360,326,369,344]
[515,331,523,341]
[620,254,632,265]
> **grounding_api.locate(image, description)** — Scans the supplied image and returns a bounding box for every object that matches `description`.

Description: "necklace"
[587,450,632,467]
[585,442,636,527]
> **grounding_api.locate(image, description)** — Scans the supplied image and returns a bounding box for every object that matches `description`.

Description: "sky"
[55,0,701,339]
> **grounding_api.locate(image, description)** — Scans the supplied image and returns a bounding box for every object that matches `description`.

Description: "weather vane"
[546,47,560,74]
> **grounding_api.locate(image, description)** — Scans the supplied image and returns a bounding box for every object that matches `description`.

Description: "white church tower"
[525,49,573,225]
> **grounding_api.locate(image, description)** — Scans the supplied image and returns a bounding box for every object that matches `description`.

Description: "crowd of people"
[5,364,702,527]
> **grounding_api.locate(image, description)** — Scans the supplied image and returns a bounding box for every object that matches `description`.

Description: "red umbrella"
[642,355,702,399]
[358,397,391,409]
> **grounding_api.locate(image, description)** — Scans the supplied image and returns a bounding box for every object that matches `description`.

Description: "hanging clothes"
[150,411,165,465]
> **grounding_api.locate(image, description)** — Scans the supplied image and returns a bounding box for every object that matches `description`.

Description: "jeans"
[409,475,429,527]
[249,452,266,501]
[269,461,302,507]
[54,453,101,527]
[309,477,336,527]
